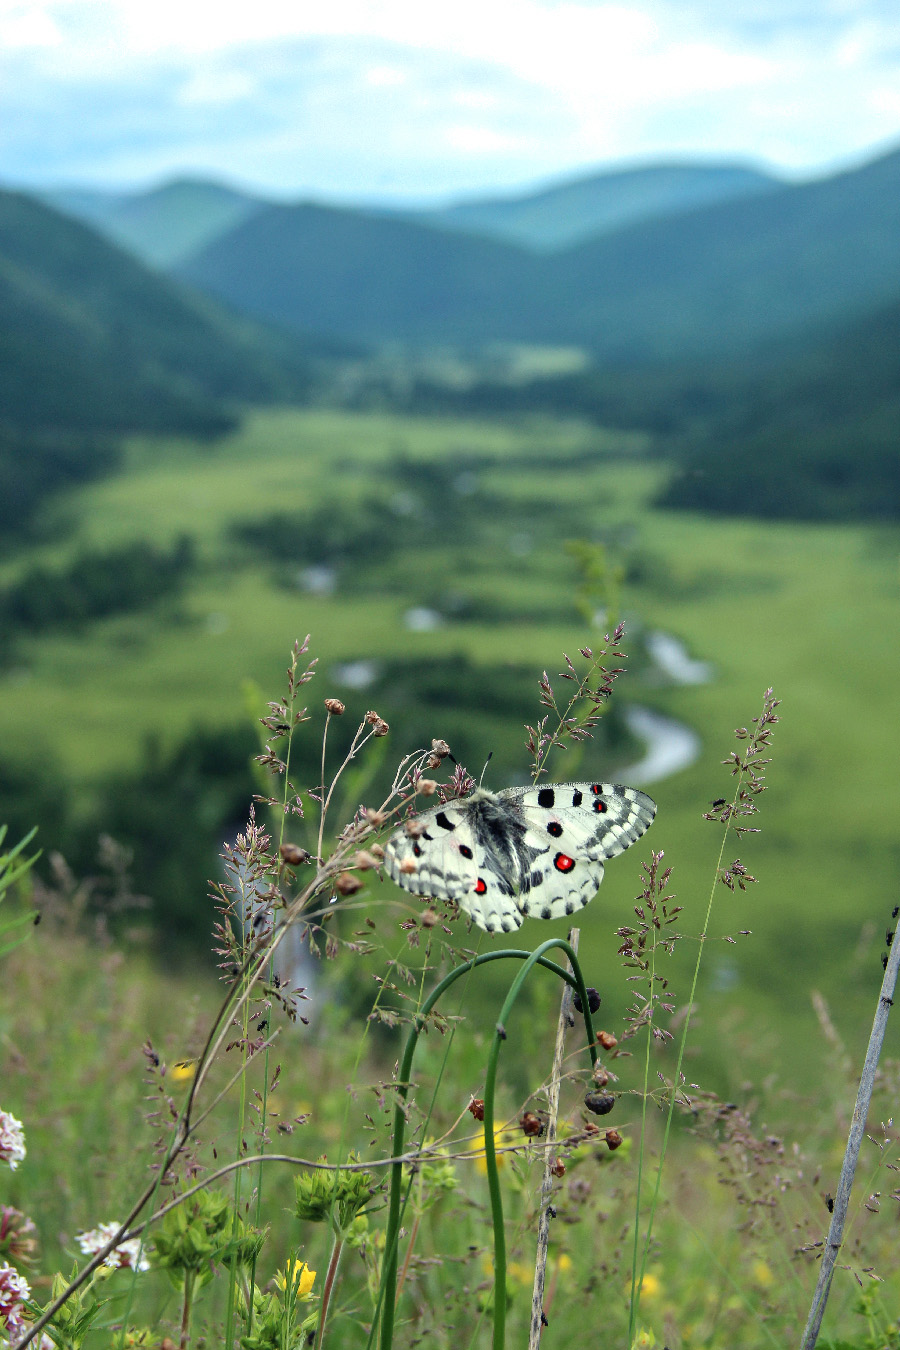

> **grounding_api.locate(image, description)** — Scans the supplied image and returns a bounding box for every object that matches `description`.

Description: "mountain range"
[8,144,900,523]
[41,160,781,266]
[169,145,900,360]
[0,187,316,436]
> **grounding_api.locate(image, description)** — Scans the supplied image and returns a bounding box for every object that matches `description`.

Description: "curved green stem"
[482,939,595,1350]
[379,942,597,1350]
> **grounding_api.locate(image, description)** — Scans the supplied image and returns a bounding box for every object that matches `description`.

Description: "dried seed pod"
[468,1097,485,1121]
[280,843,311,865]
[431,739,450,759]
[324,698,345,715]
[584,1091,616,1117]
[592,1065,610,1088]
[420,908,438,928]
[369,843,385,860]
[605,1129,623,1150]
[354,850,379,870]
[596,1030,618,1050]
[334,872,364,896]
[520,1112,544,1138]
[572,986,601,1014]
[418,778,438,796]
[551,1158,566,1178]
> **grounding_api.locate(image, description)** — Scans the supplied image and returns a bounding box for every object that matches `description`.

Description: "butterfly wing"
[500,781,657,921]
[383,781,656,933]
[382,794,526,933]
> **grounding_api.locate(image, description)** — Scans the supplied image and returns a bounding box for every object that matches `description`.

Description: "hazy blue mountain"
[176,143,900,361]
[41,179,265,268]
[542,144,900,359]
[422,161,781,251]
[39,160,780,269]
[0,188,312,435]
[178,200,540,345]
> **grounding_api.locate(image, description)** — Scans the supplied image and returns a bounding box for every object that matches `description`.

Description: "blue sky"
[3,0,900,201]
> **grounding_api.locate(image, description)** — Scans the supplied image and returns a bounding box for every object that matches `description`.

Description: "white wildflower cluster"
[0,1113,25,1172]
[0,1261,31,1345]
[75,1222,150,1272]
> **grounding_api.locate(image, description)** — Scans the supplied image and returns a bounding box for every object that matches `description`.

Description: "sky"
[2,0,900,203]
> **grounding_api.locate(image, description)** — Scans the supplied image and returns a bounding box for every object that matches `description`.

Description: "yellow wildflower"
[170,1061,196,1083]
[751,1259,774,1288]
[468,1127,514,1175]
[628,1271,662,1299]
[508,1261,534,1287]
[275,1258,316,1299]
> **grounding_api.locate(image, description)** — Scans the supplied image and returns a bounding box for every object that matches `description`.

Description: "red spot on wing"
[554,853,576,873]
[592,798,607,813]
[474,878,488,894]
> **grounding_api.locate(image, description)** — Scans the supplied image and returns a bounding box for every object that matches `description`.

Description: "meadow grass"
[3,669,900,1350]
[0,406,896,1090]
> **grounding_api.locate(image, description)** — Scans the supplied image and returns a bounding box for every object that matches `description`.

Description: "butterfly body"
[383,781,656,933]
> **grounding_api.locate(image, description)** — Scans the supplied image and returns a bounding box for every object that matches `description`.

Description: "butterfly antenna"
[479,752,493,786]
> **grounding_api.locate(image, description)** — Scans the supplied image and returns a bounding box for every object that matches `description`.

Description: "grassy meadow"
[2,404,899,1347]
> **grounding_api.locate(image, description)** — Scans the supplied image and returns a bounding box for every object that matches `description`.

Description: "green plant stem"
[527,928,579,1350]
[379,942,597,1350]
[314,1234,344,1350]
[628,930,659,1342]
[630,777,747,1345]
[179,1270,195,1350]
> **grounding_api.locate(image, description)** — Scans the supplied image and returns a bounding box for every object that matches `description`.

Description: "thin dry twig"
[799,903,900,1350]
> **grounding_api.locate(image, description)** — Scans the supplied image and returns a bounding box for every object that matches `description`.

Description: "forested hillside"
[176,145,900,360]
[0,190,319,536]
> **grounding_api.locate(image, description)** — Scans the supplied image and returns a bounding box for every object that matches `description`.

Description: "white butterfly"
[383,781,657,934]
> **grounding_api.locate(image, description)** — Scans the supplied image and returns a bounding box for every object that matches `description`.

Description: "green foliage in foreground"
[2,774,900,1349]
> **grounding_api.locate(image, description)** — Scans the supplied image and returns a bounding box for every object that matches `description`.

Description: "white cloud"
[0,2,62,47]
[365,64,406,87]
[1,0,900,195]
[176,67,255,106]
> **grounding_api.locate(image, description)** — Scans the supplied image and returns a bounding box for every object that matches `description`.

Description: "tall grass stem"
[528,927,580,1348]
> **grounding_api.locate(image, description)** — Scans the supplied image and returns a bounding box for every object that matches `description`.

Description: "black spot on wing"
[435,811,455,831]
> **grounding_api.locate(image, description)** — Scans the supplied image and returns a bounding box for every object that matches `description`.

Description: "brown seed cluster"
[279,843,310,865]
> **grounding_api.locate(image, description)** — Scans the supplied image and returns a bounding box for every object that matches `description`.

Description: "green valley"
[0,405,896,1092]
